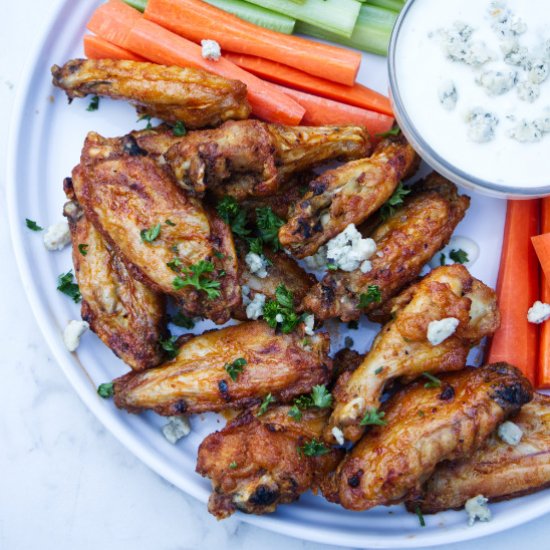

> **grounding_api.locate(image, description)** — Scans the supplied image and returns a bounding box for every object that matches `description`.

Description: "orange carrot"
[487,200,540,385]
[84,34,146,61]
[223,52,393,117]
[122,18,304,125]
[86,0,142,48]
[532,232,550,283]
[271,83,394,136]
[537,198,550,389]
[143,0,361,86]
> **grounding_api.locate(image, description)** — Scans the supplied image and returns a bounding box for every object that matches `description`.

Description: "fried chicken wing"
[320,364,533,511]
[165,120,371,199]
[408,393,550,514]
[72,131,239,324]
[63,190,166,371]
[51,59,250,129]
[197,406,343,519]
[302,174,470,322]
[325,265,500,443]
[113,321,332,416]
[279,137,420,258]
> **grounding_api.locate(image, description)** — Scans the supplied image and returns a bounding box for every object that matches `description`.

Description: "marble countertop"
[1,2,549,549]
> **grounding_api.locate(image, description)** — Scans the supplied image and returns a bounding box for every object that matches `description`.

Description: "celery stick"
[295,5,398,56]
[204,0,295,34]
[365,0,405,12]
[124,0,147,11]
[243,0,361,38]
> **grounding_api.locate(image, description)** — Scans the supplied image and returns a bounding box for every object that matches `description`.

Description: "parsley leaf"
[422,372,442,388]
[25,218,43,231]
[137,114,152,129]
[141,223,161,243]
[360,408,387,426]
[225,357,247,381]
[256,207,284,251]
[97,382,114,398]
[263,284,303,334]
[297,438,330,457]
[439,253,447,266]
[170,312,195,329]
[57,270,81,303]
[376,126,401,138]
[257,393,275,416]
[172,260,221,300]
[380,182,411,220]
[288,386,332,421]
[78,244,89,256]
[359,285,382,308]
[248,237,264,256]
[414,505,426,527]
[311,385,333,408]
[172,121,187,137]
[167,257,183,272]
[87,95,100,112]
[449,248,469,264]
[229,461,238,469]
[217,196,250,238]
[165,219,176,227]
[288,405,303,421]
[160,335,180,359]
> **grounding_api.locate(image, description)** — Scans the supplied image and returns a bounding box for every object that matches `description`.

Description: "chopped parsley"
[423,372,442,388]
[359,407,387,426]
[263,284,303,334]
[359,285,382,308]
[229,461,238,469]
[327,263,338,271]
[137,114,152,129]
[165,219,176,227]
[217,196,250,239]
[288,385,332,421]
[172,121,187,137]
[377,126,401,138]
[414,504,426,527]
[87,95,100,112]
[439,253,447,266]
[449,248,469,264]
[311,385,333,408]
[380,182,411,220]
[25,218,43,231]
[374,367,384,375]
[97,382,114,398]
[225,357,247,381]
[170,312,195,329]
[172,260,221,300]
[256,207,284,251]
[288,406,303,420]
[297,438,330,457]
[57,270,81,303]
[140,223,161,243]
[78,243,89,256]
[160,335,180,359]
[257,393,275,416]
[167,257,183,272]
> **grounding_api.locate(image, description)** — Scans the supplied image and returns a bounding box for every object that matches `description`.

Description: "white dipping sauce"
[395,0,550,190]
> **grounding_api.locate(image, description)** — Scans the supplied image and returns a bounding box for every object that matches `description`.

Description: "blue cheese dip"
[394,0,550,190]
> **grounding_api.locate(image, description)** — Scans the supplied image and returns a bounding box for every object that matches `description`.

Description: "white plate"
[7,0,549,547]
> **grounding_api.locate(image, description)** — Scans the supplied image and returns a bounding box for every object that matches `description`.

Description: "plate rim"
[6,0,550,547]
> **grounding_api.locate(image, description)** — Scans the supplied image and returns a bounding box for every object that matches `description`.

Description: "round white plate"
[7,0,549,547]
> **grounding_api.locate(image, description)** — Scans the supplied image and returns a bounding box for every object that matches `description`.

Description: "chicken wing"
[51,59,250,129]
[320,364,533,511]
[325,265,500,444]
[232,239,316,321]
[63,190,166,371]
[278,136,420,258]
[113,321,332,416]
[165,120,371,199]
[408,393,550,514]
[302,174,470,321]
[197,406,343,519]
[71,131,239,324]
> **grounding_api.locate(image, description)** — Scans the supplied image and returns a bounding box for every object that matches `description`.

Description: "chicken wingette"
[63,189,167,371]
[165,120,371,199]
[197,406,343,519]
[302,174,470,322]
[279,136,420,258]
[113,321,332,416]
[325,265,500,444]
[51,59,250,129]
[408,393,550,514]
[71,131,239,324]
[320,364,533,511]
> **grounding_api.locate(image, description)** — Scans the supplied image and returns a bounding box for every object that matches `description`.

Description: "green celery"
[124,0,147,11]
[364,0,406,12]
[243,0,361,38]
[295,4,398,56]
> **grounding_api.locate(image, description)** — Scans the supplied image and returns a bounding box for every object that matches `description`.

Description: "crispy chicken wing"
[51,59,250,129]
[71,131,239,324]
[113,321,332,416]
[325,265,500,444]
[165,120,371,199]
[279,137,420,258]
[63,190,166,371]
[320,364,533,511]
[408,393,550,514]
[302,174,470,321]
[197,406,343,519]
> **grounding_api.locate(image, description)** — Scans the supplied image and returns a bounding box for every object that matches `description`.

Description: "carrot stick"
[87,0,142,48]
[84,34,146,61]
[223,52,393,117]
[271,83,394,136]
[537,198,550,389]
[487,200,540,385]
[143,0,361,86]
[532,232,550,283]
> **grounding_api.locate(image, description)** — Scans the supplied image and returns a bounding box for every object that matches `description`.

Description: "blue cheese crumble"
[245,252,269,278]
[465,495,492,526]
[246,293,266,320]
[325,224,376,272]
[466,109,499,142]
[427,317,460,345]
[63,320,89,352]
[439,80,458,110]
[162,416,191,444]
[527,301,550,324]
[498,421,523,445]
[201,39,221,61]
[43,220,71,251]
[476,70,517,96]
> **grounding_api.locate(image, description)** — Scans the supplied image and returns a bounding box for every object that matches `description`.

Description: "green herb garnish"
[439,253,447,266]
[141,223,161,243]
[170,312,195,329]
[263,284,303,334]
[380,182,411,220]
[137,114,152,129]
[287,385,332,421]
[377,126,401,138]
[257,393,275,416]
[57,270,81,303]
[97,382,114,398]
[225,357,247,381]
[297,438,330,457]
[360,408,387,426]
[449,249,469,264]
[229,461,238,469]
[78,244,89,256]
[172,121,187,137]
[87,95,100,111]
[165,219,176,227]
[359,285,382,308]
[422,372,442,388]
[25,218,43,231]
[256,207,284,251]
[172,260,221,300]
[160,335,180,359]
[167,257,183,272]
[217,196,250,239]
[414,504,426,527]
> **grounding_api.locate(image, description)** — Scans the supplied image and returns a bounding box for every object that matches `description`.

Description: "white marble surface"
[2,2,550,549]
